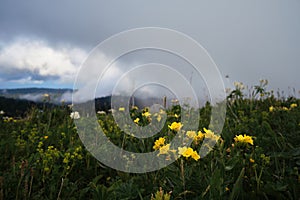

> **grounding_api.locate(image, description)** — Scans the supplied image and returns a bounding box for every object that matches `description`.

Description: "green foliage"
[151,187,171,200]
[0,82,299,199]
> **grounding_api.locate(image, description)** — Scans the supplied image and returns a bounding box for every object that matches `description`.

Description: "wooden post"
[163,96,167,108]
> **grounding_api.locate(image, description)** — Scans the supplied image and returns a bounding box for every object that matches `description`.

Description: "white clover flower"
[108,109,115,113]
[225,88,232,93]
[0,110,4,115]
[97,111,106,115]
[260,79,268,86]
[70,111,80,119]
[171,99,179,103]
[233,81,245,90]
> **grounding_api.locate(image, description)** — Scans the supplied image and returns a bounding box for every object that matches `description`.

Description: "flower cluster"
[194,131,205,143]
[63,146,83,171]
[153,127,220,162]
[269,103,297,112]
[37,145,60,173]
[153,112,163,122]
[70,111,80,119]
[153,137,165,150]
[234,134,254,145]
[168,122,182,132]
[153,137,200,161]
[233,81,245,90]
[142,111,151,118]
[3,116,17,123]
[158,144,171,156]
[186,130,205,144]
[202,128,220,141]
[178,146,200,161]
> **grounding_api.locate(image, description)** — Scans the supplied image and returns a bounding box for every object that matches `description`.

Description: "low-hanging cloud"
[0,37,132,102]
[0,38,87,84]
[71,52,126,103]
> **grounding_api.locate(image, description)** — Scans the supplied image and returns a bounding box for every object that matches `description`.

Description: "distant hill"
[0,88,73,103]
[0,96,44,117]
[0,95,111,117]
[0,87,187,117]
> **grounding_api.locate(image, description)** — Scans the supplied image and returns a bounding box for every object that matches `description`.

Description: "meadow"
[0,81,299,200]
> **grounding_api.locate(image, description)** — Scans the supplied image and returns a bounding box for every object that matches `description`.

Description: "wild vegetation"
[0,81,299,199]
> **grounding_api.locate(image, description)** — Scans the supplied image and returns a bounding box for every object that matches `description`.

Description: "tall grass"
[0,82,299,199]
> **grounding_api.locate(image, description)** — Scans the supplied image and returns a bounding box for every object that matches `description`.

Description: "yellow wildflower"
[119,107,125,111]
[153,137,165,150]
[158,144,170,155]
[194,131,205,142]
[168,122,183,132]
[142,111,151,118]
[134,118,140,124]
[234,134,254,145]
[290,103,297,109]
[47,145,54,150]
[174,114,179,118]
[44,136,48,139]
[132,106,138,110]
[186,130,197,138]
[203,128,213,135]
[191,151,200,161]
[178,147,188,155]
[269,106,275,112]
[156,114,162,122]
[203,128,220,141]
[282,106,289,111]
[178,147,200,161]
[181,147,194,158]
[249,158,255,163]
[75,146,82,152]
[159,109,165,114]
[63,157,69,164]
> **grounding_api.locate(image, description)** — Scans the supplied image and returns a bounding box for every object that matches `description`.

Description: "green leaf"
[229,168,245,200]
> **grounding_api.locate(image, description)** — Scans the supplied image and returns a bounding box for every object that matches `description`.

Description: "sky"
[0,0,299,99]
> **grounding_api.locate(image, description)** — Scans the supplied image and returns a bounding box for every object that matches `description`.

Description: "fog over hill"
[0,87,207,107]
[0,87,209,117]
[0,88,73,103]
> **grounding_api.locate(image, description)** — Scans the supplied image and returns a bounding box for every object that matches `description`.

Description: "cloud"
[9,76,44,85]
[1,0,300,97]
[0,38,87,84]
[19,93,44,102]
[71,52,126,102]
[0,37,131,102]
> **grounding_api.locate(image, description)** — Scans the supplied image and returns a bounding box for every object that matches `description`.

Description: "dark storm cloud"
[0,0,299,95]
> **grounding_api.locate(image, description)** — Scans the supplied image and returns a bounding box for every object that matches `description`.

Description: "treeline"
[0,96,113,117]
[0,95,169,117]
[0,96,43,117]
